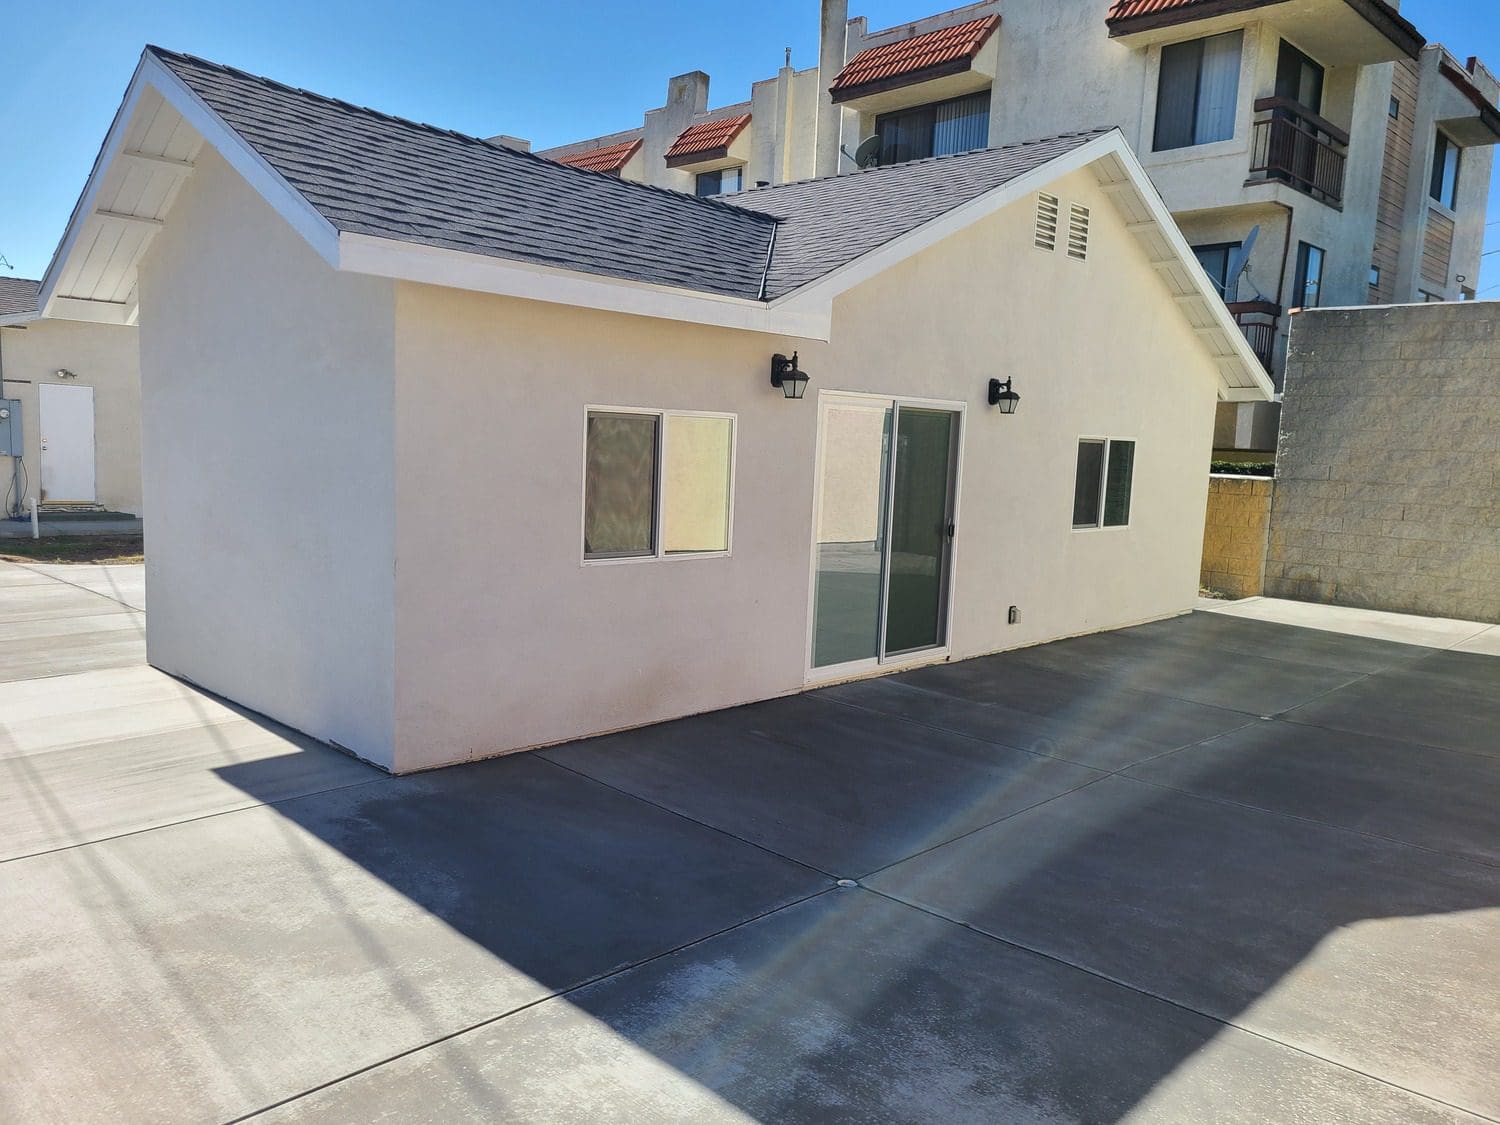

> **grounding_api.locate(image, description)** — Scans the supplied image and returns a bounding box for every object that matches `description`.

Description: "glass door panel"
[883,406,958,657]
[812,401,893,669]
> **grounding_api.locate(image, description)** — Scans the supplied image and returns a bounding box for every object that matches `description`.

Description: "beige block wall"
[390,166,1221,771]
[0,318,141,515]
[1266,303,1500,623]
[1200,475,1274,598]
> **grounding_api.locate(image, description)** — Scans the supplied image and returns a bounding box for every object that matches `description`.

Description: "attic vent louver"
[1035,193,1060,252]
[1067,203,1091,261]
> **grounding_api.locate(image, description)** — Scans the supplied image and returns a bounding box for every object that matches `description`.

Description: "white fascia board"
[768,130,1276,403]
[0,313,39,328]
[1099,139,1277,402]
[137,54,340,268]
[767,132,1125,315]
[42,297,131,326]
[337,232,832,341]
[39,51,339,321]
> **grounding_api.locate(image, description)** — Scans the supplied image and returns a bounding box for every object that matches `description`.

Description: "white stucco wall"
[0,318,141,515]
[388,165,1218,771]
[136,147,399,767]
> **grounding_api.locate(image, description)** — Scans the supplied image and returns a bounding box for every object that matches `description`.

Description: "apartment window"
[1192,242,1243,299]
[1430,132,1460,209]
[1154,31,1243,151]
[583,409,734,560]
[875,91,989,166]
[1073,439,1136,529]
[695,167,743,197]
[1275,41,1325,114]
[1293,242,1325,308]
[1389,97,1401,120]
[1369,265,1381,288]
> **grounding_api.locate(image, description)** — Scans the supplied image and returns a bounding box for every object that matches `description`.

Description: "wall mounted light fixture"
[988,377,1019,414]
[771,352,810,399]
[55,369,78,380]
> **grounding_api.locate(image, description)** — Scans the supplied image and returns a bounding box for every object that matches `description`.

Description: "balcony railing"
[1227,300,1280,373]
[1248,97,1348,209]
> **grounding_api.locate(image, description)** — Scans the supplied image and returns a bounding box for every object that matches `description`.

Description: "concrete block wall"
[1265,303,1500,624]
[1201,475,1275,598]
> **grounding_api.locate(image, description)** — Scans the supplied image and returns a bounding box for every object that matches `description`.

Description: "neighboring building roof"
[553,139,642,174]
[742,130,1109,298]
[149,48,776,301]
[664,113,753,168]
[829,15,1000,103]
[0,276,41,323]
[1105,0,1422,57]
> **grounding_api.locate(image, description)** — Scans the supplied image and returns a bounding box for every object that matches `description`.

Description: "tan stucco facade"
[135,149,1222,773]
[0,317,141,515]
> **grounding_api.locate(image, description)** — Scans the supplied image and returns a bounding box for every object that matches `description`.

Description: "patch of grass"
[0,535,144,564]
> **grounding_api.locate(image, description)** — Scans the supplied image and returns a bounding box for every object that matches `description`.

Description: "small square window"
[695,167,743,197]
[1369,265,1381,288]
[1073,439,1135,529]
[1389,97,1400,119]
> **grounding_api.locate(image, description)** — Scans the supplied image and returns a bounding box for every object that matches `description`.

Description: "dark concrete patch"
[1126,719,1500,866]
[816,675,1250,771]
[544,693,1102,878]
[989,629,1366,716]
[1284,658,1500,758]
[257,891,1475,1125]
[1119,612,1431,676]
[867,775,1500,1116]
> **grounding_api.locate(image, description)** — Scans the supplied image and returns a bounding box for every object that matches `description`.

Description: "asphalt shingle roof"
[739,130,1111,299]
[0,277,41,320]
[150,48,775,301]
[147,49,1107,307]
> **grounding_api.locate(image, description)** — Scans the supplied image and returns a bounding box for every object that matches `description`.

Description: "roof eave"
[1108,0,1423,61]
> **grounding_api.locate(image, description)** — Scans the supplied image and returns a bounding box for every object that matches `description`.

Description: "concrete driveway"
[2,559,1496,1123]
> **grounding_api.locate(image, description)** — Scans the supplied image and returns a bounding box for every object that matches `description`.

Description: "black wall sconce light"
[988,377,1020,414]
[771,352,810,399]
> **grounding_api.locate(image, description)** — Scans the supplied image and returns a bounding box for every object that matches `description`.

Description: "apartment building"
[536,0,1499,452]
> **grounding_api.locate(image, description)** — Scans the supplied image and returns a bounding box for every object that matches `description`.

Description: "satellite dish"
[1222,225,1260,301]
[840,135,882,169]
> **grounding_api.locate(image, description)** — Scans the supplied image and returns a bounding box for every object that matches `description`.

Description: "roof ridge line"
[731,127,1117,200]
[143,45,778,224]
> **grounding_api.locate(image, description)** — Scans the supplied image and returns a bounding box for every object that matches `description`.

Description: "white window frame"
[581,405,737,565]
[803,390,968,685]
[1071,435,1137,532]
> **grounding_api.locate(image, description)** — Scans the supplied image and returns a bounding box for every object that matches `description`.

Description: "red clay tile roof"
[554,139,642,174]
[664,114,752,162]
[829,15,999,101]
[1106,0,1206,22]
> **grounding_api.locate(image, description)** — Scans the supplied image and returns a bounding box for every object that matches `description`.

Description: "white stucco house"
[1,278,142,517]
[39,48,1271,773]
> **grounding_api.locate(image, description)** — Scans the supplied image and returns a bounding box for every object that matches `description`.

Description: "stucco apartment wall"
[137,148,400,765]
[1267,303,1500,623]
[0,318,141,514]
[1201,475,1275,598]
[390,166,1219,771]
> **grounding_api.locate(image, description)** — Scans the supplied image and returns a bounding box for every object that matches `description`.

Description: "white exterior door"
[39,383,97,503]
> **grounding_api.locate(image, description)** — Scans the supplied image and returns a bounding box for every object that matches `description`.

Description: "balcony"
[1248,98,1348,209]
[1227,300,1280,373]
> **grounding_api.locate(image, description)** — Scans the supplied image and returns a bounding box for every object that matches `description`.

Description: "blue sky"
[1,0,1496,290]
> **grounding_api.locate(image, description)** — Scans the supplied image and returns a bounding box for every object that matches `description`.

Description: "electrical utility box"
[0,399,20,459]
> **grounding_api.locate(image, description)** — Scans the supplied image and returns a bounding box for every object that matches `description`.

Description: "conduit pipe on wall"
[29,496,38,539]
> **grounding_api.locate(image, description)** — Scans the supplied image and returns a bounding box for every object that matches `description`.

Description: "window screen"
[1103,441,1135,527]
[1073,441,1105,528]
[584,412,658,558]
[662,415,733,554]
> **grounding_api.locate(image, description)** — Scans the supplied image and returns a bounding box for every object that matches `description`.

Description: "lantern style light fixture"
[770,352,810,399]
[988,377,1019,414]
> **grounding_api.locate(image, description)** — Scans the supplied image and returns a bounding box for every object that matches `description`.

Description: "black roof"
[0,276,41,320]
[149,48,1109,305]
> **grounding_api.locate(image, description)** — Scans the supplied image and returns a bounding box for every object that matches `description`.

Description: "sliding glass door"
[811,396,961,674]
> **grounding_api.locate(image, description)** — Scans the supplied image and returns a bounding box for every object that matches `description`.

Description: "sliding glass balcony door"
[811,394,961,675]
